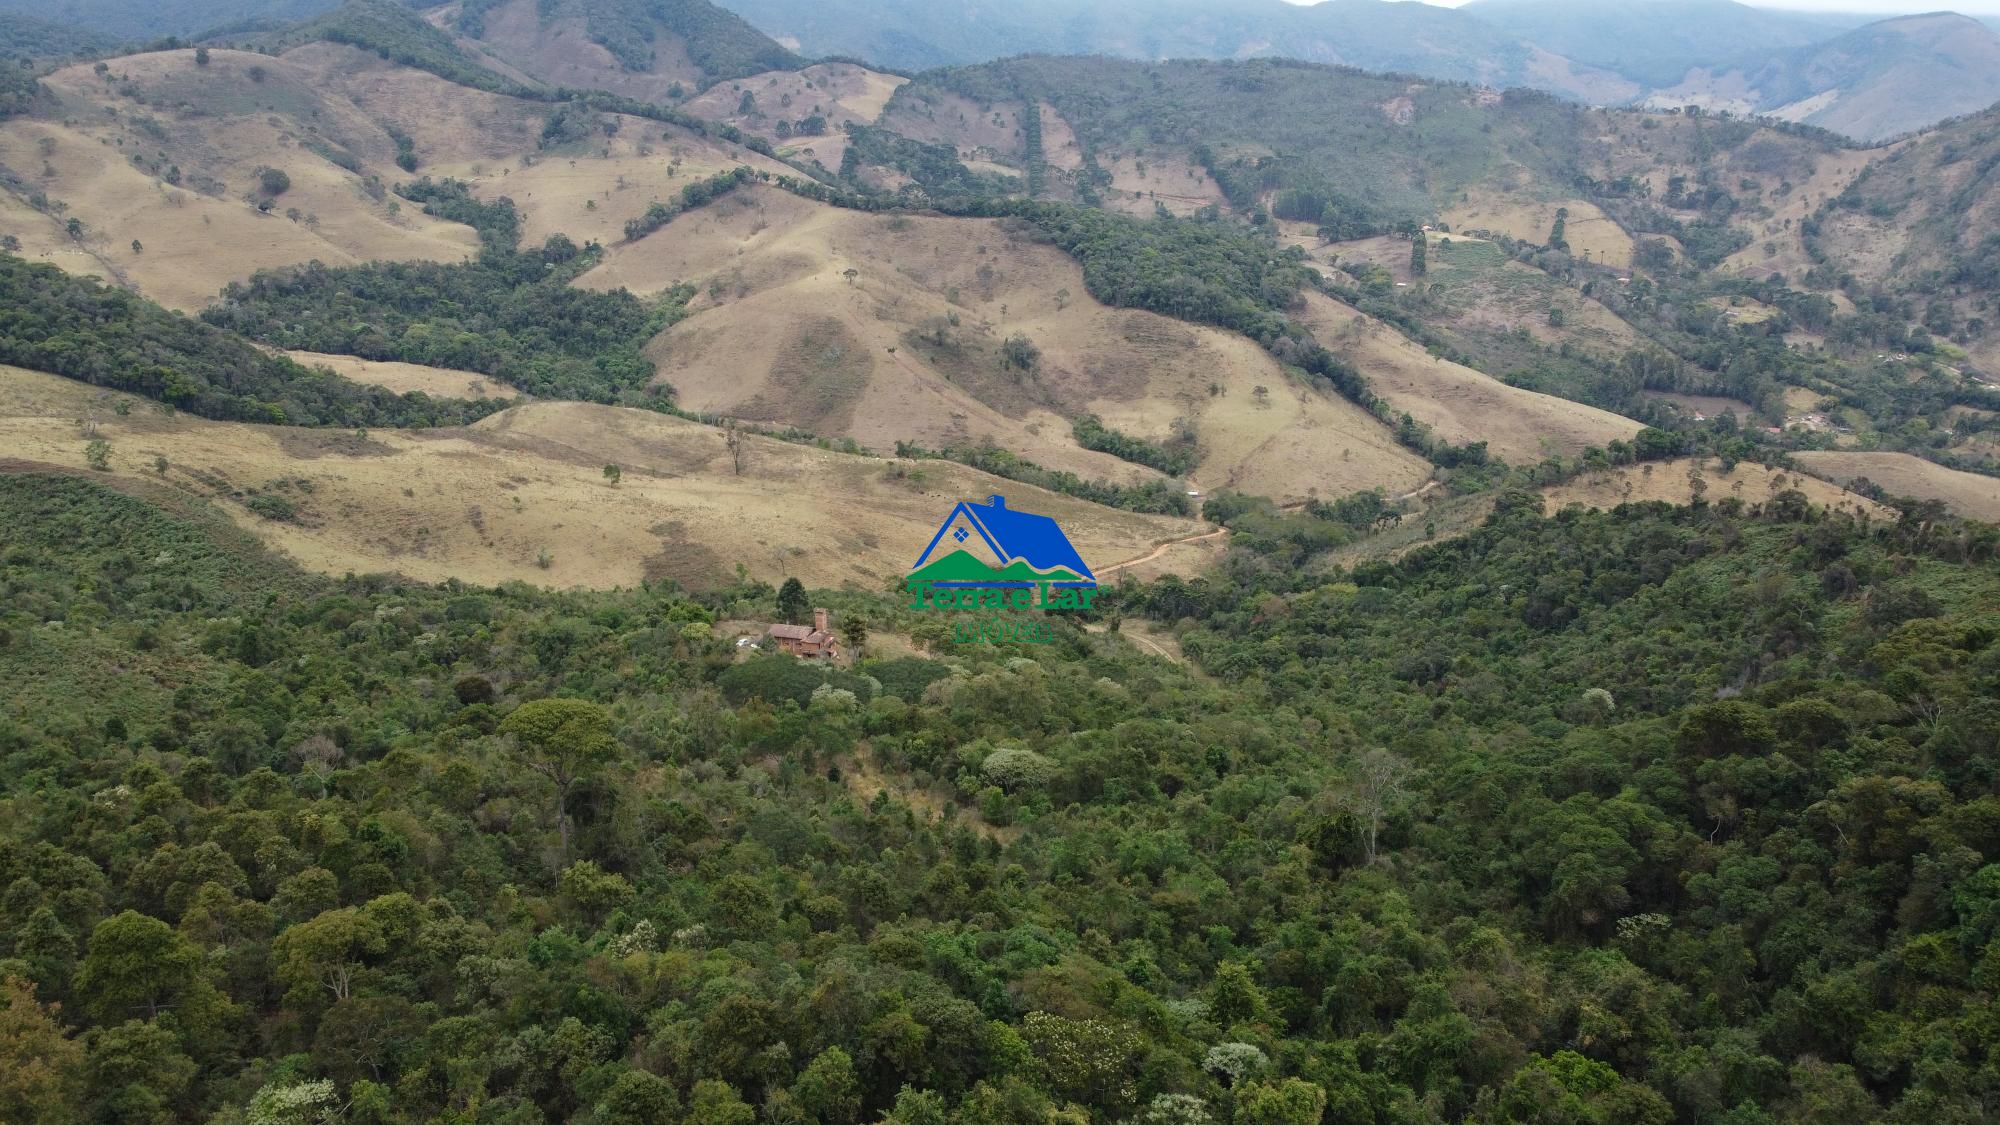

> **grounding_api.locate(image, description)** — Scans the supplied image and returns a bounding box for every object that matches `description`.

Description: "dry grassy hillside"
[683,63,907,141]
[1792,452,2000,521]
[0,48,482,310]
[577,184,1432,502]
[1302,230,1644,358]
[443,0,703,102]
[282,352,515,401]
[1544,457,1893,520]
[1297,291,1643,463]
[1444,189,1634,268]
[0,42,802,307]
[0,366,1203,590]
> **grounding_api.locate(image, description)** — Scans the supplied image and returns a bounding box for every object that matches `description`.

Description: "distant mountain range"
[3,0,1999,140]
[1646,12,2000,141]
[710,0,2000,139]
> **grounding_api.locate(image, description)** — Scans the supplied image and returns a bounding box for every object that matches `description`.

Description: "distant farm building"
[767,608,840,660]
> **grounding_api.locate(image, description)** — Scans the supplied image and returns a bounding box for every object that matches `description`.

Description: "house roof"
[767,624,835,645]
[914,495,1094,579]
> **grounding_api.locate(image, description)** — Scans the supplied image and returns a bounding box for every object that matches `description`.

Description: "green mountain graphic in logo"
[907,549,1084,585]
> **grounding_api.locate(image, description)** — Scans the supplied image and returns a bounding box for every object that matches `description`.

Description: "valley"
[0,2,1996,1123]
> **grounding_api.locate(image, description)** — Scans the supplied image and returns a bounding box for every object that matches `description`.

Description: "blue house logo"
[906,495,1099,617]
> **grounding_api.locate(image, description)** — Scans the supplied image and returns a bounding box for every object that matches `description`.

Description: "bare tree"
[723,417,745,476]
[1340,749,1413,865]
[292,734,345,798]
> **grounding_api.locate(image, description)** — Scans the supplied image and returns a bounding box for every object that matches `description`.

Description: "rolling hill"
[1462,0,1848,88]
[442,0,804,100]
[576,182,1435,503]
[0,363,1203,589]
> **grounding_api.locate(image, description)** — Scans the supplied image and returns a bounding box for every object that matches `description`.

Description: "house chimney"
[814,607,829,634]
[989,495,1006,509]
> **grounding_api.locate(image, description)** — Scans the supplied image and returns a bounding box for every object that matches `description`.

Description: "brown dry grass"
[1444,191,1634,267]
[444,0,700,103]
[1792,452,2000,521]
[1297,291,1643,464]
[4,49,481,309]
[284,352,513,400]
[1719,146,1878,280]
[0,366,1202,590]
[1545,457,1894,519]
[683,63,907,142]
[577,185,1430,502]
[435,122,788,247]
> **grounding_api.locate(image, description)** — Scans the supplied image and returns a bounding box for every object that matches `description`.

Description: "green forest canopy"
[1,470,1997,1122]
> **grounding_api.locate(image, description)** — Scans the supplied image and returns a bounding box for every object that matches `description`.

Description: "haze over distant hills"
[1648,10,2000,140]
[2,0,1997,140]
[711,0,2000,138]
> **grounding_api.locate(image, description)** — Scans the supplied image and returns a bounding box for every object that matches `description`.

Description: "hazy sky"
[1283,0,2000,14]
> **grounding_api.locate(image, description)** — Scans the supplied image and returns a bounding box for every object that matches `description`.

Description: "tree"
[84,439,110,471]
[1410,232,1427,276]
[843,267,859,286]
[792,1046,862,1124]
[723,416,746,475]
[131,240,143,254]
[1339,749,1412,864]
[602,463,621,485]
[245,1078,340,1125]
[777,577,810,625]
[65,217,82,241]
[271,907,385,1006]
[84,1019,195,1124]
[291,733,343,798]
[1548,206,1569,253]
[1002,333,1041,372]
[499,698,620,861]
[596,1068,681,1124]
[683,1079,755,1125]
[1208,962,1266,1027]
[193,47,209,67]
[75,912,204,1023]
[258,168,291,197]
[843,613,868,652]
[1233,1078,1327,1125]
[0,976,84,1125]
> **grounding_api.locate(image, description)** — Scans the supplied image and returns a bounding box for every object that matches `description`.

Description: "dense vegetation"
[914,57,1598,227]
[2,470,1998,1123]
[201,184,691,405]
[0,254,504,427]
[1071,415,1198,479]
[261,0,514,95]
[0,13,117,60]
